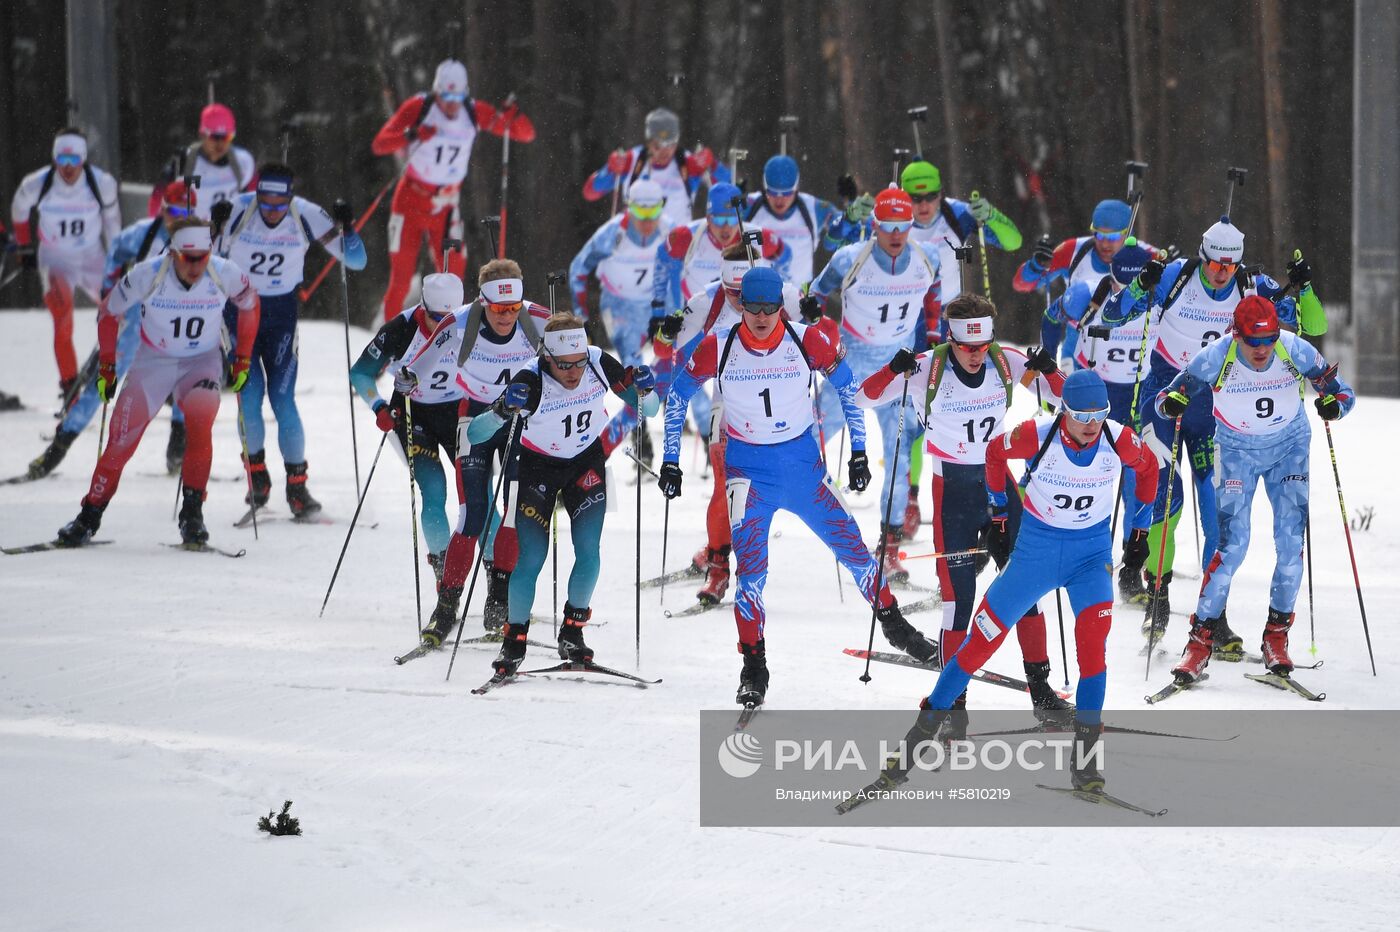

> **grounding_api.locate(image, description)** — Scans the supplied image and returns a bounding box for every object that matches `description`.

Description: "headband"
[947,316,994,343]
[543,328,588,357]
[53,133,87,162]
[480,278,523,304]
[257,178,293,196]
[170,225,213,253]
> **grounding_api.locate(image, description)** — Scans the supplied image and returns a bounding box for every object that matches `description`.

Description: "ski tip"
[842,648,868,659]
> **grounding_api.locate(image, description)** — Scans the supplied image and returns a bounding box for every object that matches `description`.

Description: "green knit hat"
[900,160,942,195]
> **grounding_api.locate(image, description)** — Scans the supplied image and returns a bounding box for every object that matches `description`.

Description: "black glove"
[332,199,355,229]
[1161,390,1189,418]
[655,313,684,344]
[210,200,233,233]
[836,174,858,203]
[987,510,1011,569]
[888,348,918,376]
[848,451,871,492]
[1024,345,1057,375]
[658,461,683,499]
[1287,252,1312,289]
[1137,258,1165,290]
[1031,235,1054,269]
[1314,394,1341,421]
[798,294,823,325]
[1122,527,1150,570]
[18,246,37,270]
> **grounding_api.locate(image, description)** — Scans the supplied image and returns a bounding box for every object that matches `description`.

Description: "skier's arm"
[663,333,718,461]
[1013,238,1076,293]
[808,247,856,303]
[803,325,867,450]
[597,350,661,416]
[101,222,146,298]
[652,226,689,307]
[582,149,634,201]
[1153,342,1224,418]
[371,96,429,157]
[350,315,416,409]
[1101,261,1178,327]
[758,229,792,283]
[97,261,155,362]
[1293,338,1356,419]
[8,172,40,245]
[857,351,933,409]
[303,198,367,270]
[1113,426,1159,530]
[917,242,943,340]
[569,222,615,317]
[1005,346,1066,401]
[99,172,122,247]
[467,370,544,443]
[953,198,1022,252]
[985,419,1045,504]
[221,261,261,362]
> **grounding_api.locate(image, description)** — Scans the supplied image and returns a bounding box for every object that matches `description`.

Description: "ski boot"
[942,692,970,746]
[689,545,709,577]
[285,462,322,518]
[243,450,271,507]
[1261,608,1295,675]
[165,420,187,475]
[697,545,731,605]
[426,551,445,586]
[1117,563,1148,605]
[0,390,22,411]
[901,487,921,540]
[58,376,77,403]
[1171,614,1215,684]
[973,523,992,576]
[1212,611,1244,661]
[1070,720,1105,792]
[421,586,463,647]
[1141,570,1172,640]
[879,524,910,585]
[558,603,595,663]
[736,639,769,707]
[28,429,78,479]
[1024,660,1075,724]
[493,623,529,676]
[56,498,106,547]
[178,486,210,545]
[878,601,938,664]
[483,565,511,631]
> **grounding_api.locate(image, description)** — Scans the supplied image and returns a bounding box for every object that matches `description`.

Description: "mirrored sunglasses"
[258,198,291,213]
[164,205,192,219]
[176,250,211,261]
[628,202,664,220]
[709,213,739,226]
[55,153,83,167]
[549,357,589,371]
[876,219,913,234]
[438,92,466,103]
[765,186,797,198]
[487,300,523,314]
[1065,407,1109,424]
[1093,228,1127,242]
[1241,332,1279,348]
[1204,257,1240,275]
[743,301,783,316]
[952,340,992,352]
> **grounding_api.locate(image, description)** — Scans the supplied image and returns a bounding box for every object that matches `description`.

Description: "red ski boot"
[696,546,731,605]
[880,524,909,585]
[1171,614,1215,684]
[1261,608,1295,674]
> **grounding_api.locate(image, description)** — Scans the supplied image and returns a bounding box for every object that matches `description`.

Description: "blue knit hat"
[1091,199,1131,232]
[740,266,783,304]
[1111,236,1150,284]
[1062,369,1109,413]
[707,182,742,217]
[763,155,799,195]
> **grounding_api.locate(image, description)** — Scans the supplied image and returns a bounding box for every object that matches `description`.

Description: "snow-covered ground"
[2,308,1396,931]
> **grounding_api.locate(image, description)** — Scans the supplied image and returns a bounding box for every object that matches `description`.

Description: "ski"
[233,505,272,528]
[842,648,1068,699]
[664,598,733,618]
[1244,671,1326,702]
[834,770,908,816]
[162,542,247,558]
[968,722,1239,742]
[735,704,761,732]
[1035,784,1168,818]
[397,633,558,665]
[470,672,520,695]
[514,661,661,686]
[1143,672,1210,705]
[898,594,941,616]
[2,539,113,555]
[638,564,704,590]
[1212,647,1265,664]
[2,471,56,486]
[235,507,350,528]
[393,643,436,665]
[455,633,559,650]
[890,578,937,595]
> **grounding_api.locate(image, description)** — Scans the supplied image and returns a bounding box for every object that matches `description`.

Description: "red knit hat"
[1232,295,1279,337]
[873,187,913,223]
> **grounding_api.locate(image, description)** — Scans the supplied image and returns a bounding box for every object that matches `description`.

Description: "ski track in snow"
[1,310,1396,930]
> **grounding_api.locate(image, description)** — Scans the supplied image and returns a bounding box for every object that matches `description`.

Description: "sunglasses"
[1240,332,1279,348]
[487,301,523,314]
[1093,229,1127,242]
[438,92,466,103]
[1065,407,1109,424]
[259,199,291,214]
[765,187,797,198]
[876,219,913,234]
[205,133,231,142]
[55,153,83,167]
[549,357,589,371]
[628,203,664,220]
[743,301,783,316]
[709,214,739,227]
[164,205,192,218]
[176,250,211,262]
[952,340,991,352]
[910,191,941,204]
[1204,257,1240,275]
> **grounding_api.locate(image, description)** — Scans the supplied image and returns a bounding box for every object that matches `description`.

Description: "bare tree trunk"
[931,0,963,191]
[835,2,878,192]
[1123,0,1149,234]
[1256,0,1290,261]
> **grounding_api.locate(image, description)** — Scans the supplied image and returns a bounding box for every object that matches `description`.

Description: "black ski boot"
[493,623,529,676]
[1117,563,1148,605]
[1141,570,1172,639]
[558,603,595,663]
[243,450,271,507]
[483,565,510,631]
[165,420,187,475]
[56,498,106,547]
[878,602,938,664]
[421,586,463,647]
[285,461,322,518]
[736,639,769,707]
[0,390,22,411]
[28,429,78,479]
[1212,611,1244,660]
[426,551,445,586]
[178,486,210,545]
[1024,660,1075,724]
[1071,720,1105,792]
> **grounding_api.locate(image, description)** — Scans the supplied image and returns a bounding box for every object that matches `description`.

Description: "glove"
[847,451,871,492]
[836,174,858,202]
[658,461,683,499]
[607,148,630,176]
[888,348,918,376]
[1122,528,1150,570]
[631,364,657,395]
[969,193,993,224]
[1161,390,1189,418]
[1137,258,1165,291]
[494,380,531,416]
[210,200,233,234]
[685,146,717,177]
[845,192,874,224]
[1024,345,1057,375]
[97,360,118,402]
[332,199,355,229]
[393,366,419,395]
[1031,235,1054,270]
[410,123,437,144]
[987,506,1011,568]
[1314,394,1341,421]
[19,247,37,270]
[373,399,397,432]
[1287,251,1312,290]
[225,355,251,392]
[654,312,684,345]
[798,294,823,325]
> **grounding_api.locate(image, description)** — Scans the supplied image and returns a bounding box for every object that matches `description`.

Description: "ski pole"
[496,93,517,258]
[1223,166,1248,218]
[552,506,559,641]
[859,375,910,684]
[1124,160,1148,238]
[1321,417,1375,675]
[1189,464,1202,569]
[895,546,987,562]
[635,415,643,667]
[447,413,522,680]
[970,190,993,300]
[813,389,844,602]
[338,211,363,499]
[778,114,799,156]
[97,398,109,457]
[480,216,500,259]
[890,148,910,187]
[906,106,928,159]
[1035,380,1067,688]
[299,173,396,303]
[235,391,259,541]
[319,431,389,617]
[1144,415,1183,679]
[1304,508,1317,658]
[402,393,424,635]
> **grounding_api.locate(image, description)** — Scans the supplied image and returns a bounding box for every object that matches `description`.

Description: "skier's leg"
[43,266,78,384]
[560,446,608,608]
[1195,443,1260,621]
[84,351,174,506]
[170,352,223,493]
[1263,440,1310,615]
